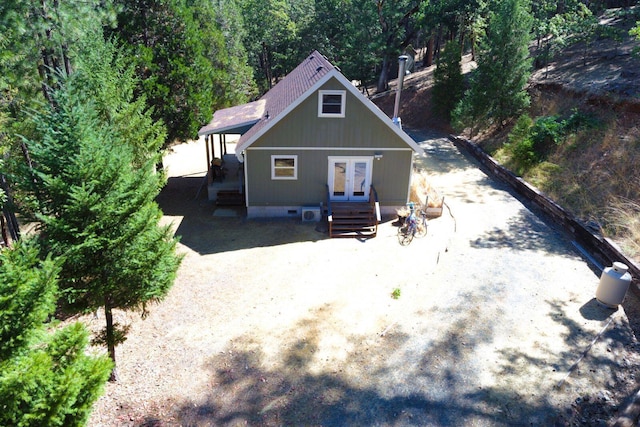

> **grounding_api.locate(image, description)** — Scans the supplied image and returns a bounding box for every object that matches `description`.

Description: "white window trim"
[271,155,298,180]
[318,90,346,118]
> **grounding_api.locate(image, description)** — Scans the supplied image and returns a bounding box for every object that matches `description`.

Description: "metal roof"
[197,99,266,136]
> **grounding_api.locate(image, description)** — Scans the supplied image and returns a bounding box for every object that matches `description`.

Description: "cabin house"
[197,51,422,237]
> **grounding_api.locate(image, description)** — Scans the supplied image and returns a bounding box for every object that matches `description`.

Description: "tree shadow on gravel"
[133,289,592,426]
[622,289,640,339]
[497,298,640,426]
[468,206,576,255]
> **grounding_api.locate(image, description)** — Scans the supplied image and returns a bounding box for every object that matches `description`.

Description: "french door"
[328,157,372,201]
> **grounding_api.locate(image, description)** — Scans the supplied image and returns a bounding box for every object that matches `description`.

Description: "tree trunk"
[51,0,72,76]
[471,35,477,61]
[105,299,119,382]
[377,56,390,92]
[0,174,21,243]
[261,42,272,89]
[0,215,7,247]
[425,36,435,67]
[434,26,443,62]
[33,1,60,107]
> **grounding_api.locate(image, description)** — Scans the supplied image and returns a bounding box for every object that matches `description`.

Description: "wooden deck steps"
[215,190,244,206]
[329,202,378,238]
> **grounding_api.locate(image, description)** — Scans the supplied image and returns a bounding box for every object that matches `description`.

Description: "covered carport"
[197,100,265,203]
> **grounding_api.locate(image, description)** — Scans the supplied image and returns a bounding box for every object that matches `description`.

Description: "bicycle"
[397,203,427,246]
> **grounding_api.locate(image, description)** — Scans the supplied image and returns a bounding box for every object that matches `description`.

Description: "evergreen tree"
[110,0,249,143]
[373,0,427,92]
[17,36,182,380]
[301,0,380,85]
[432,42,464,121]
[452,0,533,134]
[71,35,166,166]
[0,240,112,426]
[240,0,303,91]
[0,0,116,107]
[212,0,258,101]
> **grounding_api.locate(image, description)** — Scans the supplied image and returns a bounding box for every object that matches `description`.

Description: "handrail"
[369,185,381,224]
[326,185,333,236]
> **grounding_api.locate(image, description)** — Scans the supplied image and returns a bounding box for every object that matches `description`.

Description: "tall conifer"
[453,0,533,133]
[18,36,182,380]
[432,42,465,121]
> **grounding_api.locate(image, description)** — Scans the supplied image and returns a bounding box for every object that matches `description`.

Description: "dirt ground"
[86,131,640,426]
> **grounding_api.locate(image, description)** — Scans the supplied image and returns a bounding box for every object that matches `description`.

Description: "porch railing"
[369,185,381,225]
[326,184,333,236]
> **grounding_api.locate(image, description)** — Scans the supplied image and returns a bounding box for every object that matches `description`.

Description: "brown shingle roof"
[198,49,423,158]
[237,51,334,145]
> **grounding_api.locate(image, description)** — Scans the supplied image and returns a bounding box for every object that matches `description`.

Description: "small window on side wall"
[318,90,345,118]
[271,155,297,180]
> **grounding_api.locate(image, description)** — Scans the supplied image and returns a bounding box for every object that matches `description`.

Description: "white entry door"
[328,157,373,201]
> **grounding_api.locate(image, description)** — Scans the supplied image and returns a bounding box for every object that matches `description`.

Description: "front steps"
[328,202,378,238]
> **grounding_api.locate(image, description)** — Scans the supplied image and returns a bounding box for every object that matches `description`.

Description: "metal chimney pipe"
[392,55,409,129]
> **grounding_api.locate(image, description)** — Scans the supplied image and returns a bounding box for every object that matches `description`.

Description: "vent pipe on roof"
[392,55,409,129]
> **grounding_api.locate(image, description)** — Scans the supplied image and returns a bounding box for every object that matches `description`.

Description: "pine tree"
[452,0,532,134]
[432,42,464,121]
[110,0,249,143]
[18,36,182,380]
[0,240,112,426]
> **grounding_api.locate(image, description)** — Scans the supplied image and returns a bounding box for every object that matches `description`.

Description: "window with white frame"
[271,155,298,180]
[318,90,346,117]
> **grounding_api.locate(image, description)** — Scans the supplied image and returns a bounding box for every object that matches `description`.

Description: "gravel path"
[88,131,640,426]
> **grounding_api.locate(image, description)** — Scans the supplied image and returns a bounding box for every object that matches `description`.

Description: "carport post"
[205,134,211,173]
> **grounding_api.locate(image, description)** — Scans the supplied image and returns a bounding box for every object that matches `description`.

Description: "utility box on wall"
[302,207,321,222]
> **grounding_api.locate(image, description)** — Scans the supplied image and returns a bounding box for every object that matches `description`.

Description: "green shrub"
[531,115,563,156]
[506,114,538,169]
[505,110,597,172]
[562,108,599,132]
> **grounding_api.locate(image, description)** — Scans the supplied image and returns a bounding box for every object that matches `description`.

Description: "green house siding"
[245,150,327,206]
[245,148,412,207]
[370,150,413,205]
[251,79,410,151]
[244,78,414,209]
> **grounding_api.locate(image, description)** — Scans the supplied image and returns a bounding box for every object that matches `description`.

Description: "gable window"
[318,90,346,118]
[271,155,298,180]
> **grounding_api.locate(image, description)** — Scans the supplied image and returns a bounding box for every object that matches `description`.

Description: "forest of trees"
[1,0,639,424]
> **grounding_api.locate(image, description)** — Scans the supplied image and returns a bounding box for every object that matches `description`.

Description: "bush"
[505,110,598,172]
[562,108,599,132]
[506,114,538,169]
[531,115,563,156]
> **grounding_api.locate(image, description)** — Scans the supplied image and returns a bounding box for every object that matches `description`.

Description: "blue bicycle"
[397,203,428,246]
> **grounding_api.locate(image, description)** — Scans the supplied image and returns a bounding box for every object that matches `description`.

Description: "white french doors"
[328,157,373,201]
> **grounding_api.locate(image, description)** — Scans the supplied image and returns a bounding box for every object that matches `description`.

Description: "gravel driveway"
[89,130,640,426]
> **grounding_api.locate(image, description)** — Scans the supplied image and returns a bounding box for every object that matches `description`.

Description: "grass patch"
[607,197,640,256]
